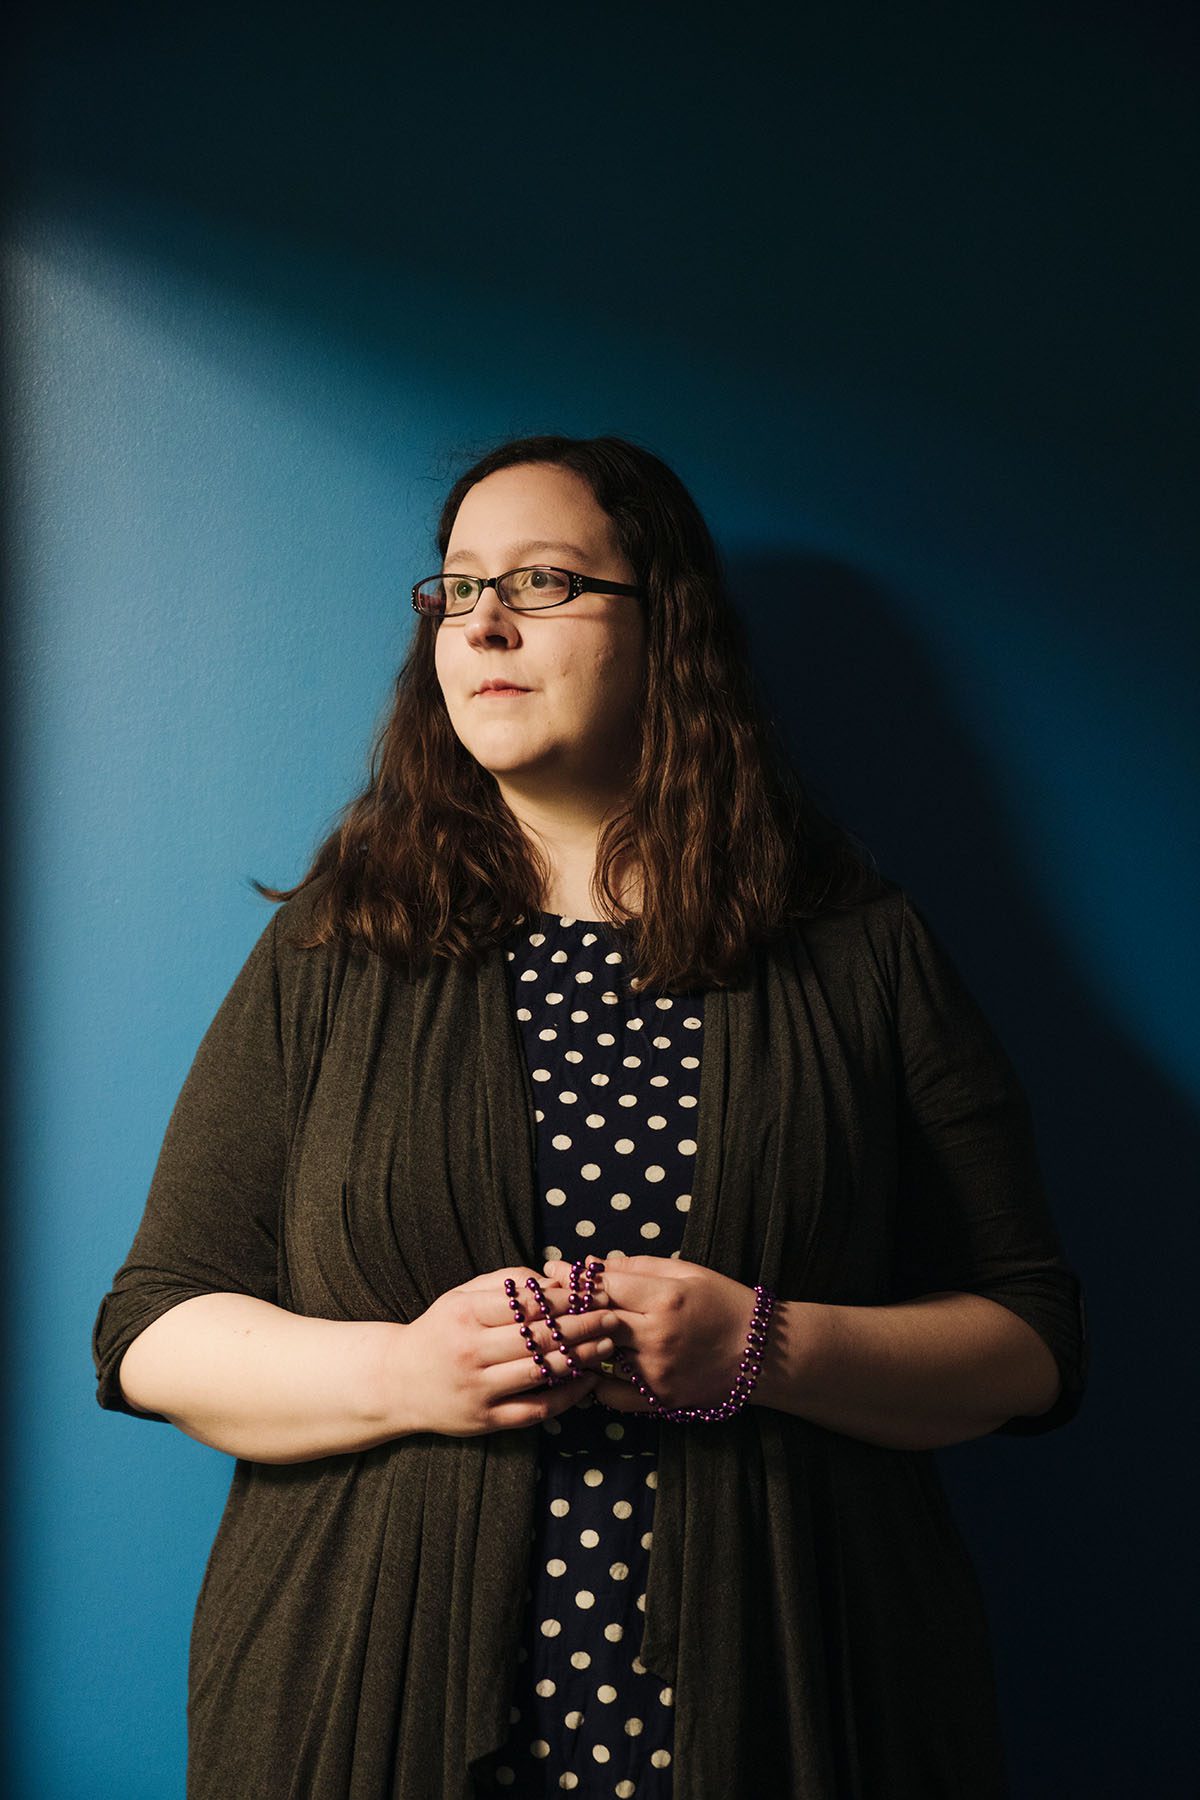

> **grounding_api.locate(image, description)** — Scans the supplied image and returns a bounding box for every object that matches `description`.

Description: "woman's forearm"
[117,1293,411,1463]
[753,1291,1062,1450]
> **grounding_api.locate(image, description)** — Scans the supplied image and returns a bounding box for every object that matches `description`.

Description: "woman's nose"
[465,590,517,636]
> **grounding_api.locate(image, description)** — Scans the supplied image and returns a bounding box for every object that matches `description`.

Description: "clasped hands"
[536,1253,759,1414]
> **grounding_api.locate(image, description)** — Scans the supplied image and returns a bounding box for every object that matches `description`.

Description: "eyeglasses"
[411,565,646,619]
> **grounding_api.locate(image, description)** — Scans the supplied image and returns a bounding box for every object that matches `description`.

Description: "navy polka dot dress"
[472,910,708,1798]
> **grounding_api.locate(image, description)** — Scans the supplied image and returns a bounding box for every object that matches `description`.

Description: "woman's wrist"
[749,1299,820,1413]
[363,1320,422,1439]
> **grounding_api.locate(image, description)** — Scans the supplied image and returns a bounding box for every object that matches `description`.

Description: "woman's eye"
[453,581,474,600]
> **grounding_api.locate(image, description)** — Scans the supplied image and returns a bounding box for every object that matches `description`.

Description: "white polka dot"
[604,1622,624,1641]
[621,1056,641,1069]
[546,1558,566,1577]
[631,1655,646,1674]
[651,1748,673,1767]
[609,1561,629,1580]
[645,1165,665,1182]
[580,1164,601,1181]
[531,1738,550,1758]
[641,1530,653,1549]
[552,1133,573,1150]
[659,1686,675,1707]
[612,1500,632,1519]
[618,1094,638,1107]
[582,932,597,945]
[645,1470,658,1489]
[535,1678,557,1697]
[591,1744,610,1763]
[540,1619,562,1637]
[546,1188,567,1208]
[516,1007,532,1021]
[538,1027,558,1042]
[570,1651,591,1670]
[575,970,593,984]
[580,1528,600,1548]
[532,1068,551,1082]
[530,933,546,946]
[605,951,623,964]
[597,1032,616,1046]
[602,991,620,1005]
[646,1115,667,1130]
[636,1593,647,1612]
[610,1193,631,1211]
[520,969,539,983]
[682,1054,700,1068]
[614,1138,634,1154]
[550,949,567,962]
[684,1016,702,1028]
[640,1220,661,1239]
[559,1776,578,1791]
[574,1590,595,1609]
[550,1498,570,1517]
[543,1245,561,1261]
[675,1194,691,1211]
[623,1717,644,1737]
[590,1072,610,1086]
[655,998,673,1010]
[652,1036,671,1049]
[546,992,564,1005]
[626,1018,644,1031]
[585,1112,606,1127]
[576,1219,596,1236]
[679,1093,698,1108]
[565,1710,583,1729]
[616,1784,636,1800]
[565,1045,584,1059]
[649,1074,668,1087]
[677,1138,697,1155]
[597,1684,617,1703]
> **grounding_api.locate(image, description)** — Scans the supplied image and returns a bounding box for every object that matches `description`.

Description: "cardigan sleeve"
[889,892,1089,1435]
[91,905,289,1423]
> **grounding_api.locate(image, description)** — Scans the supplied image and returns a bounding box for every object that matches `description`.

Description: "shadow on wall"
[732,547,1194,1783]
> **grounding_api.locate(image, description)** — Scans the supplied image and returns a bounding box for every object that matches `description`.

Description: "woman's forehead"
[447,465,614,562]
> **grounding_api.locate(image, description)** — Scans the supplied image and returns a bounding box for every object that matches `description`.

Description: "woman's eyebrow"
[444,540,594,568]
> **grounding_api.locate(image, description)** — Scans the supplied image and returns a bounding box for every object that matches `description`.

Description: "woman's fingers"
[494,1304,620,1371]
[465,1269,611,1326]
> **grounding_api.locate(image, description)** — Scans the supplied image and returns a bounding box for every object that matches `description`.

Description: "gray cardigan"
[92,878,1087,1798]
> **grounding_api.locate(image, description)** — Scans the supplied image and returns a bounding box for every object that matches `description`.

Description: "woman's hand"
[391,1266,620,1438]
[539,1254,759,1415]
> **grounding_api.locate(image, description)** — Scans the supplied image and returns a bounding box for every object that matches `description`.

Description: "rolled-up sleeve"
[91,906,288,1422]
[889,893,1089,1435]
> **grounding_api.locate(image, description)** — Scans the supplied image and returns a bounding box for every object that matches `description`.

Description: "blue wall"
[7,3,1196,1794]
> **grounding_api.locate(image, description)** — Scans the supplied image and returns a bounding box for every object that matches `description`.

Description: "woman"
[93,433,1088,1799]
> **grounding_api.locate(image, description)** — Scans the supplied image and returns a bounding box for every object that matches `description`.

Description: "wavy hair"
[254,432,887,992]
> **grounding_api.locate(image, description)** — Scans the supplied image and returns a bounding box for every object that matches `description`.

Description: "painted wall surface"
[6,3,1196,1794]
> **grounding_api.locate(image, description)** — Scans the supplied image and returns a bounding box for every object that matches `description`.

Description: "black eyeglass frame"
[411,565,647,618]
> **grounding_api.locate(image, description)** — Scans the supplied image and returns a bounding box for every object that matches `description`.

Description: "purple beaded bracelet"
[502,1256,776,1423]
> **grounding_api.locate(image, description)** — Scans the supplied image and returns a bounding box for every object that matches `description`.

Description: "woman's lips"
[476,686,531,696]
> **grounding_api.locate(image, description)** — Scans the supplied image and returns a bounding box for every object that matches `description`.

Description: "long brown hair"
[254,432,887,992]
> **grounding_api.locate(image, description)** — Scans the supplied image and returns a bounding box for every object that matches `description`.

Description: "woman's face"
[433,462,648,805]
